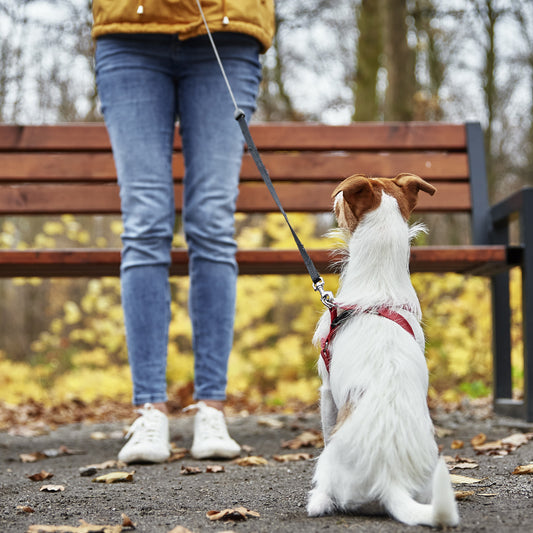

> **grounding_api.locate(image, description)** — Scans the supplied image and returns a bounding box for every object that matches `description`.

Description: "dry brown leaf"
[39,484,65,492]
[512,464,533,475]
[19,446,84,463]
[501,433,531,451]
[167,451,187,463]
[20,452,47,463]
[434,426,454,438]
[121,513,136,528]
[167,527,193,533]
[454,490,475,500]
[206,465,225,473]
[470,433,486,447]
[16,505,35,513]
[273,453,313,463]
[257,416,284,429]
[180,465,202,475]
[281,430,324,450]
[206,506,260,521]
[27,519,123,532]
[233,456,268,467]
[451,440,464,450]
[27,470,54,481]
[87,460,126,470]
[473,440,505,455]
[93,471,135,484]
[450,474,483,484]
[452,462,479,470]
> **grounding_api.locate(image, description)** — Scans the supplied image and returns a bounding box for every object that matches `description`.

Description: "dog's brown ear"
[332,174,378,231]
[393,173,436,215]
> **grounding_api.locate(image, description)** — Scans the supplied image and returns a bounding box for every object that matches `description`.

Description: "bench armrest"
[490,186,533,226]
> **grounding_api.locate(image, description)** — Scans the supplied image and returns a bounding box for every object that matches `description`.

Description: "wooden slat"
[0,245,519,278]
[0,182,471,215]
[0,123,467,152]
[0,152,470,182]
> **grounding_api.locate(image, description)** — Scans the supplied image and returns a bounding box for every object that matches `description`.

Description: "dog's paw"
[307,489,334,517]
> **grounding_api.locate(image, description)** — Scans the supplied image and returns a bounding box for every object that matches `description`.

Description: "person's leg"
[176,33,262,406]
[95,34,177,462]
[96,34,177,408]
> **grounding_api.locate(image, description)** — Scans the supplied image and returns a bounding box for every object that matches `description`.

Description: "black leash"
[194,0,334,308]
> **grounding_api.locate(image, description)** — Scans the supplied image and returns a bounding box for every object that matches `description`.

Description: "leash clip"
[313,277,335,309]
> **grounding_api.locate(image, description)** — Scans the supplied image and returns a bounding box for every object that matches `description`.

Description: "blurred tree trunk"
[474,0,501,199]
[353,0,384,121]
[383,0,416,120]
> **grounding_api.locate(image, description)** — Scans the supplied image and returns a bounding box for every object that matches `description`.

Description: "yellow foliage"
[0,212,525,407]
[53,364,132,402]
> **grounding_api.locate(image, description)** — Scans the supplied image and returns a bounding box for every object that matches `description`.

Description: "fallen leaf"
[90,431,109,440]
[43,445,84,458]
[82,460,126,471]
[27,470,54,481]
[121,513,136,528]
[450,474,483,484]
[27,519,123,532]
[454,490,475,500]
[473,440,506,455]
[452,462,479,470]
[206,465,225,473]
[273,453,313,462]
[167,451,187,463]
[16,505,35,513]
[434,426,454,438]
[501,433,531,451]
[39,484,65,492]
[167,527,193,533]
[180,465,202,475]
[470,433,486,447]
[93,471,135,484]
[19,446,84,463]
[233,456,268,466]
[454,455,477,463]
[451,440,464,450]
[20,452,47,463]
[206,506,260,521]
[281,430,324,450]
[478,492,499,497]
[257,416,284,429]
[512,464,533,475]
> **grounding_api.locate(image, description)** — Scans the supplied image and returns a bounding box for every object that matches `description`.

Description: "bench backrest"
[0,122,490,244]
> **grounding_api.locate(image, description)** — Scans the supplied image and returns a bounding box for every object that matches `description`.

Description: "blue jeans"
[95,33,262,404]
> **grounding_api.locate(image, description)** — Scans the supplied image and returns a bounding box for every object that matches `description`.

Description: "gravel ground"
[1,407,532,532]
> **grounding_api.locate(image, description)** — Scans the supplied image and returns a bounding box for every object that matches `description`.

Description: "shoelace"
[124,405,163,443]
[184,402,228,440]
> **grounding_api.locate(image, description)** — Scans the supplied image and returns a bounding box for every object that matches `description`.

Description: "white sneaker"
[186,402,241,459]
[118,404,170,463]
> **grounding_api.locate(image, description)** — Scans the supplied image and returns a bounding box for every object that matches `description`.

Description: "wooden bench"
[0,122,531,421]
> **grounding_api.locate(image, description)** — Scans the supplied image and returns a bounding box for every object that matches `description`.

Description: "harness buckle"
[313,277,335,308]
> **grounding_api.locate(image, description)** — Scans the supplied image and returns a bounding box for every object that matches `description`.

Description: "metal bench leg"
[491,272,512,405]
[521,190,533,422]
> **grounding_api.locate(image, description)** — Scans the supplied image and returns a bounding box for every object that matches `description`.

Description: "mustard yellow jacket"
[92,0,275,52]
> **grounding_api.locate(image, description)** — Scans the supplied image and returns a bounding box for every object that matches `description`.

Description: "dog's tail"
[384,457,459,527]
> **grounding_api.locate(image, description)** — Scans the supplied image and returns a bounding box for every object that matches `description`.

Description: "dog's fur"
[307,174,459,527]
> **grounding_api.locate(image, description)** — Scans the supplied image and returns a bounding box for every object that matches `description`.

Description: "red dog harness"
[320,305,416,373]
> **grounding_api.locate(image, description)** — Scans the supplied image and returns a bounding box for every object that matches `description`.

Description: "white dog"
[307,174,459,527]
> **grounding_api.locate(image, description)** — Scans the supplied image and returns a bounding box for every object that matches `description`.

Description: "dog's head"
[332,173,436,232]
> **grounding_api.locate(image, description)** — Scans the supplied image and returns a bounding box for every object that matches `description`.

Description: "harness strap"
[320,306,417,373]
